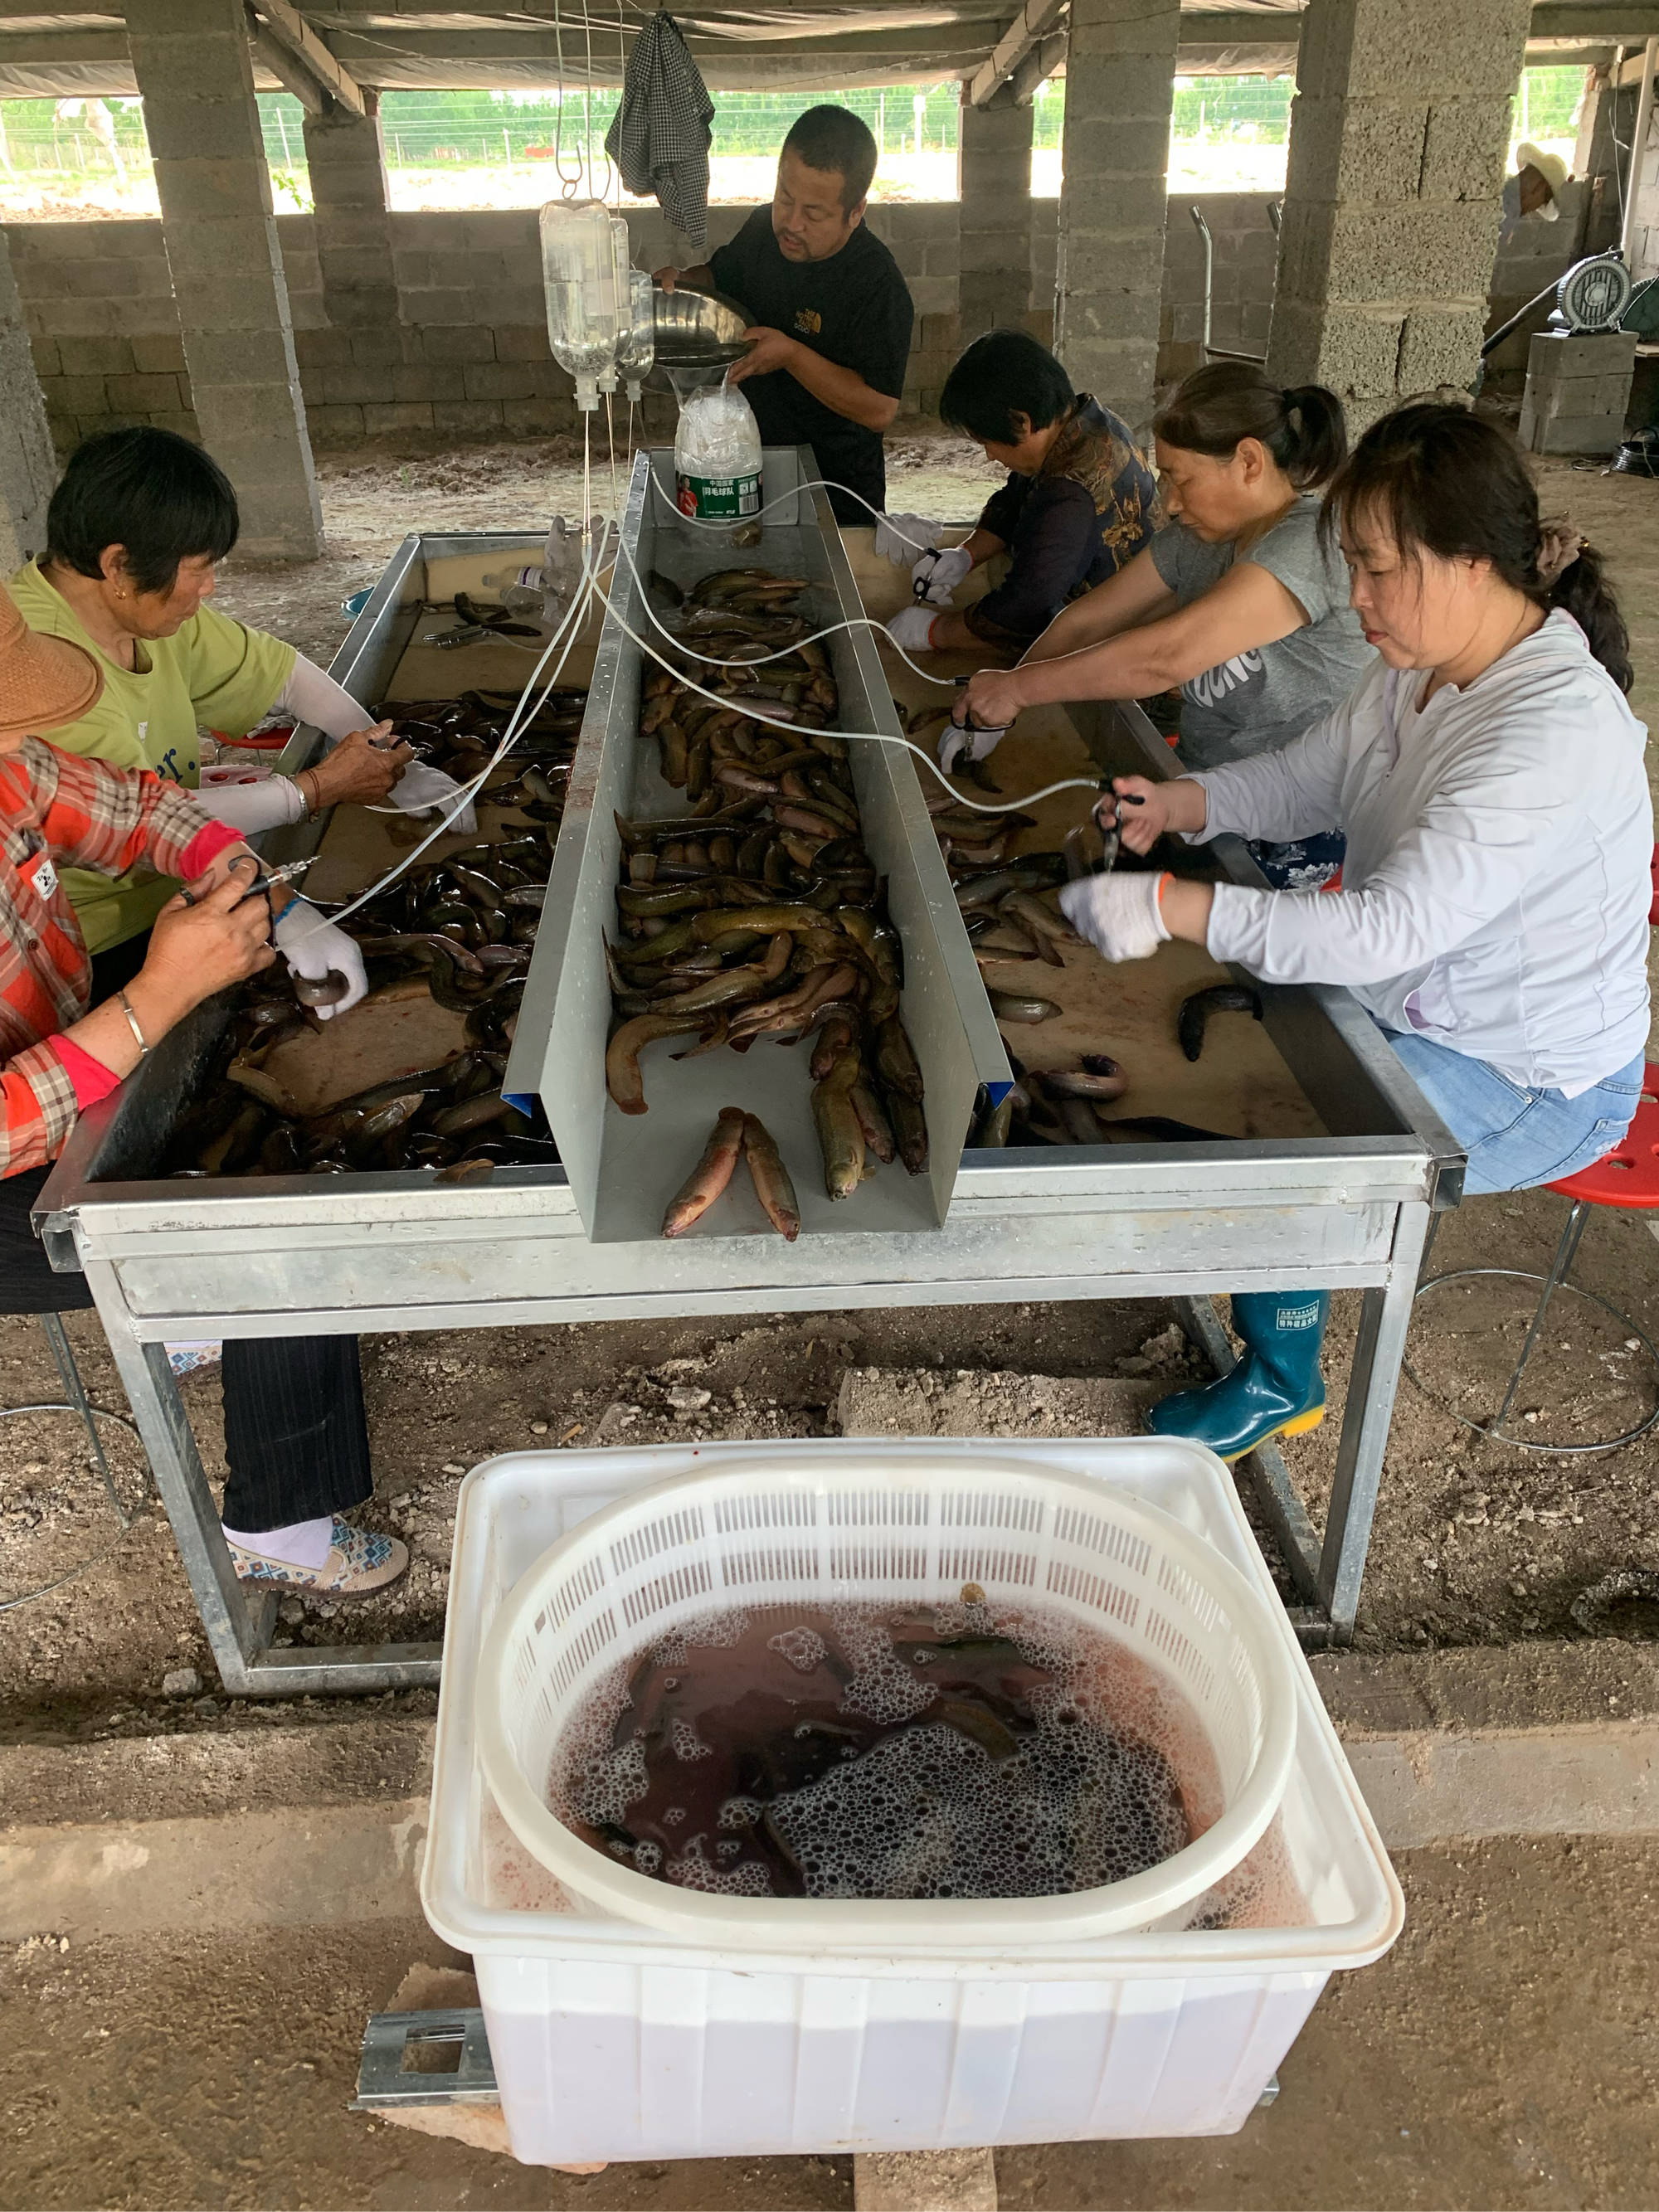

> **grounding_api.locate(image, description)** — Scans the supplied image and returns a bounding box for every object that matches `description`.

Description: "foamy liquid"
[546,1597,1265,1908]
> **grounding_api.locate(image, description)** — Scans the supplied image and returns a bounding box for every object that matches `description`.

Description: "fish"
[849,1081,897,1164]
[605,1011,718,1115]
[873,1016,924,1101]
[886,1089,930,1176]
[1179,984,1264,1062]
[662,1106,748,1237]
[1043,1058,1128,1101]
[988,991,1060,1024]
[740,1114,801,1241]
[810,1052,865,1200]
[1095,1115,1235,1144]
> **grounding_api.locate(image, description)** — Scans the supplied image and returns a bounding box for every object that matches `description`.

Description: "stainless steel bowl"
[649,284,754,367]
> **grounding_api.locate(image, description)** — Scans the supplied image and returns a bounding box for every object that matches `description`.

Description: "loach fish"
[606,1011,718,1115]
[662,1106,748,1237]
[988,990,1060,1024]
[810,1053,865,1200]
[1178,984,1264,1062]
[1043,1057,1128,1101]
[739,1113,801,1240]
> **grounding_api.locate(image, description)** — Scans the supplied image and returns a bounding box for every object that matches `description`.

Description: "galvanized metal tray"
[504,448,1012,1242]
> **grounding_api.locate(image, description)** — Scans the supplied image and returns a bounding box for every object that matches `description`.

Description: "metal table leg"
[1318,1198,1433,1641]
[90,1289,441,1696]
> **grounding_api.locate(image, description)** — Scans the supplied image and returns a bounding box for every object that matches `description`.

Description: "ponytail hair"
[1151,361,1347,489]
[1322,403,1633,693]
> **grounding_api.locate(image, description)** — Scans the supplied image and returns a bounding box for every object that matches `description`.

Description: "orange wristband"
[1155,872,1172,907]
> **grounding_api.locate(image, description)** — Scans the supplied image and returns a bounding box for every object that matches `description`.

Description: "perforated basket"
[474,1451,1298,1948]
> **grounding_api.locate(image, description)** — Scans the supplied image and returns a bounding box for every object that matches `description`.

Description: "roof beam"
[246,9,324,112]
[969,0,1068,109]
[246,0,364,114]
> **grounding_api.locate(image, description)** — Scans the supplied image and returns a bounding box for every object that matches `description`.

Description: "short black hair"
[46,425,239,596]
[941,328,1075,445]
[781,105,878,210]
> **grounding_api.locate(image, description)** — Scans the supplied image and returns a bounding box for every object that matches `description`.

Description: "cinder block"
[61,333,134,377]
[305,402,366,444]
[431,398,505,435]
[907,276,958,318]
[149,410,202,440]
[1525,330,1639,381]
[493,323,552,361]
[501,396,577,435]
[362,401,433,435]
[320,365,393,406]
[418,324,497,365]
[46,375,109,414]
[129,331,187,376]
[292,327,354,372]
[463,359,538,401]
[393,361,465,404]
[105,372,182,411]
[1519,406,1628,456]
[1418,95,1514,205]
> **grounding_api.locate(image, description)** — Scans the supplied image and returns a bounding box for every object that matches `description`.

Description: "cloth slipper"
[226,1517,408,1597]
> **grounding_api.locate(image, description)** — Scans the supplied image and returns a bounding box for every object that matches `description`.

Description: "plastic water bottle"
[674,380,762,542]
[481,566,546,614]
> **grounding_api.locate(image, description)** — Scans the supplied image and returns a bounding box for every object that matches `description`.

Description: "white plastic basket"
[474,1452,1298,1948]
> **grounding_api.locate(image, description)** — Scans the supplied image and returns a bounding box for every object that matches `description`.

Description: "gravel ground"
[2,422,1655,1728]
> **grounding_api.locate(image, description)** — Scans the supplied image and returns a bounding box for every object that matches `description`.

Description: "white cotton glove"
[273,902,369,1019]
[937,717,1005,775]
[888,605,941,653]
[912,545,973,607]
[390,758,478,836]
[875,513,942,564]
[1058,872,1172,964]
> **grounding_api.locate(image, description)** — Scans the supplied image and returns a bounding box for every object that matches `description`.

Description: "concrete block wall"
[1481,177,1591,388]
[8,188,1288,452]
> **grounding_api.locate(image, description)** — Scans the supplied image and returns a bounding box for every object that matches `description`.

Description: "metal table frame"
[34,485,1462,1697]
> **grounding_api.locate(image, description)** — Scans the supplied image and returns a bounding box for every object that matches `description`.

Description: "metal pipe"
[1190,202,1267,365]
[1480,271,1566,359]
[1621,35,1657,269]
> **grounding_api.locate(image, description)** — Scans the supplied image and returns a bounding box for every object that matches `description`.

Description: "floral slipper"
[226,1518,409,1597]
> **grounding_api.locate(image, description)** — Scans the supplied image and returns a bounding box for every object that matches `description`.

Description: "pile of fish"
[606,566,930,1230]
[160,686,580,1181]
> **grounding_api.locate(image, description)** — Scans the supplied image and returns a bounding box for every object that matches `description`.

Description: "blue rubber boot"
[1147,1291,1330,1461]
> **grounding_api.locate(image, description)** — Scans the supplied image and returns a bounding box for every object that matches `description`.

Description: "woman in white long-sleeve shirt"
[1058,402,1652,1463]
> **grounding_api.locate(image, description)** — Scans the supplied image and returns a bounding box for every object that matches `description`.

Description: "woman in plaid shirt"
[2,584,409,1599]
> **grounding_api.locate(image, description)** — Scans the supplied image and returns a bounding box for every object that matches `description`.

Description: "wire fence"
[0,67,1591,214]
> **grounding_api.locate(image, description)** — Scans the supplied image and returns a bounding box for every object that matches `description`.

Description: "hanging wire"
[553,2,584,197]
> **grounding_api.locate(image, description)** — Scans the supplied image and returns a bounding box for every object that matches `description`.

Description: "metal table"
[36,455,1463,1694]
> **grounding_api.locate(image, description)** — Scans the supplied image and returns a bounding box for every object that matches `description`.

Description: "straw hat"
[1515,141,1569,202]
[0,579,103,739]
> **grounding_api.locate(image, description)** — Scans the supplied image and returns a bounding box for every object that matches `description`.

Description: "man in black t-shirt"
[654,105,914,526]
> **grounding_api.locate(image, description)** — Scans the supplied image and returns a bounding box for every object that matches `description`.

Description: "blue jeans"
[1378,1028,1647,1196]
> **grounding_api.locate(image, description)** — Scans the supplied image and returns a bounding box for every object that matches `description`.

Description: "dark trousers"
[4,931,374,1532]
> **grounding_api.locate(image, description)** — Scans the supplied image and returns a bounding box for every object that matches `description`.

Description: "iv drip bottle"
[674,380,762,536]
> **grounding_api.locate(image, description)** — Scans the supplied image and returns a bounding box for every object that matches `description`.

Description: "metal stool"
[1,1310,146,1612]
[1407,1062,1659,1454]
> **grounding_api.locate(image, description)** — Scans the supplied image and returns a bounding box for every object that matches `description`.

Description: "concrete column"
[302,91,399,330]
[958,90,1034,346]
[1267,0,1534,430]
[0,228,56,571]
[126,0,322,559]
[1053,0,1181,427]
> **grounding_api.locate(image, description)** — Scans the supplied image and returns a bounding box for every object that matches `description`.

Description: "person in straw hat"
[2,582,408,1597]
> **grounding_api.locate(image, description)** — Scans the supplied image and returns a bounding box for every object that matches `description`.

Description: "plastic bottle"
[597,215,633,396]
[481,566,547,614]
[616,268,655,403]
[674,379,762,537]
[538,199,621,411]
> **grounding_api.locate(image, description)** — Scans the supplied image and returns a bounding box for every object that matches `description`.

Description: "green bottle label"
[676,470,761,520]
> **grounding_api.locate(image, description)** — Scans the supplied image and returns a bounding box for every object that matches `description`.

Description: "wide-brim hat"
[1515,141,1569,197]
[0,578,103,739]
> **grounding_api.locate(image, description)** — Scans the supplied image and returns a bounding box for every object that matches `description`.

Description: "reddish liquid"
[551,1599,1209,1903]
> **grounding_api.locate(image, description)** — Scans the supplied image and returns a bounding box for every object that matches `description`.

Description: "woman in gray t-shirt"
[956,363,1375,884]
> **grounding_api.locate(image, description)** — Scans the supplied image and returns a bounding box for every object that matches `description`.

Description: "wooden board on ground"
[840,527,1326,1142]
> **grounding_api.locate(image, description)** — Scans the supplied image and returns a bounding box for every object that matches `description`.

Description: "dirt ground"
[3,1837,1653,2212]
[2,421,1657,1728]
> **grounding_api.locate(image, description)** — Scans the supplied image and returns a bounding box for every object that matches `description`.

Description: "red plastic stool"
[1408,1064,1659,1454]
